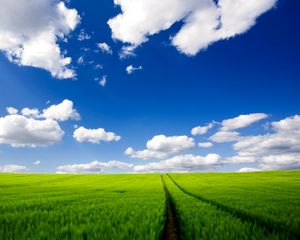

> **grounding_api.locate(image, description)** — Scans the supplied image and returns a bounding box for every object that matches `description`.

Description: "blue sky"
[0,0,299,173]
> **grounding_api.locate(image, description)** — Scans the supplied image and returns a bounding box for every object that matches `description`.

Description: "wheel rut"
[166,174,298,240]
[161,175,181,240]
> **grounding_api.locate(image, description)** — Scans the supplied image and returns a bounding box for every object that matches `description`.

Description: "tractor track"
[161,175,181,240]
[166,174,299,240]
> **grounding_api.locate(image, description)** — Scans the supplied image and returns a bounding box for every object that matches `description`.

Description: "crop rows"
[0,171,299,240]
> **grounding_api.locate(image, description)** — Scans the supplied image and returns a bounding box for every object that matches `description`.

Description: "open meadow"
[0,171,299,240]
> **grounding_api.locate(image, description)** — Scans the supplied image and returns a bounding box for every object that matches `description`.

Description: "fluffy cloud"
[191,123,214,136]
[221,113,268,131]
[6,107,18,115]
[238,167,261,172]
[198,142,213,148]
[57,160,133,173]
[0,164,27,173]
[73,126,121,143]
[97,42,113,54]
[134,153,221,172]
[209,131,240,143]
[98,75,107,87]
[0,0,80,78]
[226,115,300,170]
[21,108,40,118]
[42,99,80,121]
[0,114,63,147]
[108,0,277,55]
[126,65,142,74]
[125,135,195,160]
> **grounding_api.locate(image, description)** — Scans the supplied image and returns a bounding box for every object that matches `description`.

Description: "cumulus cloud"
[97,75,107,87]
[108,0,277,56]
[221,113,268,131]
[0,164,28,173]
[134,153,221,172]
[198,142,213,148]
[42,99,80,121]
[57,160,133,173]
[238,167,261,172]
[6,107,18,115]
[0,114,64,147]
[126,65,142,74]
[73,126,121,143]
[21,108,40,118]
[126,135,195,160]
[191,122,214,136]
[209,131,240,143]
[0,0,80,78]
[97,42,113,54]
[226,115,300,170]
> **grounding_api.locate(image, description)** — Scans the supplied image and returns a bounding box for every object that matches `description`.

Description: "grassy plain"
[0,171,299,240]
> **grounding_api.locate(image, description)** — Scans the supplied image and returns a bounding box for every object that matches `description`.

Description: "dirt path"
[161,175,181,240]
[166,174,298,240]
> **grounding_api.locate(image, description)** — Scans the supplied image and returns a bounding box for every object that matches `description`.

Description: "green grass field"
[0,171,299,239]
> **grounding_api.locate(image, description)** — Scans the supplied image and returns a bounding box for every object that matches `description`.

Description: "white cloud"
[126,135,195,160]
[97,42,113,55]
[98,75,107,87]
[57,160,133,173]
[0,0,80,78]
[6,107,18,115]
[33,160,41,165]
[209,131,240,143]
[198,142,213,148]
[191,122,214,135]
[0,114,64,147]
[108,0,277,56]
[73,126,121,143]
[43,99,80,121]
[221,113,268,131]
[119,45,136,59]
[238,167,261,172]
[77,56,84,65]
[134,153,221,172]
[126,65,142,74]
[0,164,27,173]
[21,108,40,118]
[77,29,91,41]
[227,115,300,170]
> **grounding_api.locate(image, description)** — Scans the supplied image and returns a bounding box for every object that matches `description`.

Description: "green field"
[0,171,299,239]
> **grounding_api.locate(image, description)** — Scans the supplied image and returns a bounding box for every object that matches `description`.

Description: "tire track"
[161,175,181,240]
[167,174,298,240]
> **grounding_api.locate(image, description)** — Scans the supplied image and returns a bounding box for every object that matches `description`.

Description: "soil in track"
[161,175,181,240]
[166,174,299,240]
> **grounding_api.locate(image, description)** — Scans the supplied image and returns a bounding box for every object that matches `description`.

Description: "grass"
[0,174,165,240]
[169,170,300,238]
[0,171,299,240]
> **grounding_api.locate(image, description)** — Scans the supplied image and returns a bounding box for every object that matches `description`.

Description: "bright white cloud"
[226,115,300,170]
[126,65,142,74]
[21,108,40,118]
[238,167,261,172]
[43,99,80,121]
[209,131,240,143]
[108,0,277,56]
[0,164,27,173]
[98,75,107,87]
[97,42,113,54]
[221,113,268,131]
[198,142,213,148]
[0,0,80,78]
[73,126,121,144]
[0,114,64,147]
[57,160,133,173]
[191,123,214,136]
[134,153,221,172]
[126,135,195,160]
[6,107,18,115]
